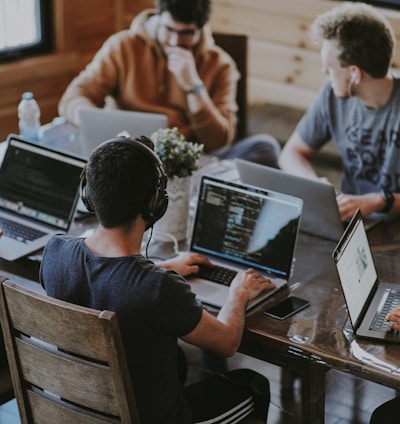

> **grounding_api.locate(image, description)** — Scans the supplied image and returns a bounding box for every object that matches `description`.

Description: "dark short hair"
[156,0,211,28]
[310,2,395,78]
[86,136,158,229]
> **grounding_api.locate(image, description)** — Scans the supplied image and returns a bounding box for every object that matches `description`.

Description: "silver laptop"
[333,209,400,343]
[187,176,303,310]
[0,134,86,261]
[78,108,168,158]
[235,158,344,241]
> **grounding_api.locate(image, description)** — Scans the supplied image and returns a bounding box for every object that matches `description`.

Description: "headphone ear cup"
[141,170,169,225]
[79,168,95,214]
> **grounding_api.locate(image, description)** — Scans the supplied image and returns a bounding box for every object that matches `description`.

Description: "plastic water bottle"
[18,92,41,141]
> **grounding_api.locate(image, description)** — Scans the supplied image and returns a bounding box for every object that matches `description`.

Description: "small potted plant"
[150,127,204,179]
[150,127,204,241]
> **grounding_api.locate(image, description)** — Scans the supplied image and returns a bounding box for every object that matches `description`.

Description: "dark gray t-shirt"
[296,78,400,194]
[40,235,203,424]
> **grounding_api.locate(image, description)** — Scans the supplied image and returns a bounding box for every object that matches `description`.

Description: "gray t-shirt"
[296,78,400,194]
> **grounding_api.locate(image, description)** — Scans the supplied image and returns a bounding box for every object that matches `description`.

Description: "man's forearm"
[279,146,319,179]
[216,290,248,354]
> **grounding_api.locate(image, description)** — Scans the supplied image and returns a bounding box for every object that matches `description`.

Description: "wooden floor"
[0,104,396,423]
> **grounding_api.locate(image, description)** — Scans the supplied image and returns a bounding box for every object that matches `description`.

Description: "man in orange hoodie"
[58,0,280,166]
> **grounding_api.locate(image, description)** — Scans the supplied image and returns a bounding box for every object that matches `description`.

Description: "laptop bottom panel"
[188,256,288,311]
[189,278,287,311]
[0,211,62,261]
[0,234,52,261]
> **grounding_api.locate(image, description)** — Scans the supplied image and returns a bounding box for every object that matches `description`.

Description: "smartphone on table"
[264,296,310,320]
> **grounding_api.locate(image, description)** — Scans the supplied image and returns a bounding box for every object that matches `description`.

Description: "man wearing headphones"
[279,2,400,222]
[39,135,274,423]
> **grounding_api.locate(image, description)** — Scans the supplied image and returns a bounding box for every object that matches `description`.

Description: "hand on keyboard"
[159,252,214,277]
[230,268,276,302]
[386,305,400,331]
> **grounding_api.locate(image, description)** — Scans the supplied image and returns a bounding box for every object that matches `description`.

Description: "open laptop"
[235,158,344,241]
[187,176,303,310]
[78,108,168,158]
[0,134,86,261]
[333,209,400,343]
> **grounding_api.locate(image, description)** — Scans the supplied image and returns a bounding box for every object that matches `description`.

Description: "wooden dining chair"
[213,32,248,141]
[0,275,141,424]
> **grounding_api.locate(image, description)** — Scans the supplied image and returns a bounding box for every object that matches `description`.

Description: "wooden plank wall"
[1,0,400,141]
[210,0,400,110]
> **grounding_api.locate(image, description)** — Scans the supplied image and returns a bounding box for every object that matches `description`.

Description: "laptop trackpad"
[189,279,227,301]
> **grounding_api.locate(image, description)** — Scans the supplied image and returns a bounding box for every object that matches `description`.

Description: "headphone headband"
[80,136,168,226]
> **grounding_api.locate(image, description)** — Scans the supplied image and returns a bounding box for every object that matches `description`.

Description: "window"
[0,0,52,62]
[352,0,400,10]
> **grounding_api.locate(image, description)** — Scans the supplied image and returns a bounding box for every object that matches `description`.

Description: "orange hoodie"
[58,9,240,152]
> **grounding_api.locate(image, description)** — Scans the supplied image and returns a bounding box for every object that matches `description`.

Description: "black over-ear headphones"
[80,136,169,226]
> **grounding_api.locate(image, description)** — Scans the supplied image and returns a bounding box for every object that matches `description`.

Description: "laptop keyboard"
[0,217,46,243]
[369,289,400,332]
[197,264,237,286]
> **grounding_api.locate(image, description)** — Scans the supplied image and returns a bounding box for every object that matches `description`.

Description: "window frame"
[0,0,53,63]
[353,0,400,10]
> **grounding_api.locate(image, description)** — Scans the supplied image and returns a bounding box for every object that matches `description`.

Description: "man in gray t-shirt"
[279,2,400,222]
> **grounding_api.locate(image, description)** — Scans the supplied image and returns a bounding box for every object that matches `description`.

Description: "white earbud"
[350,71,357,84]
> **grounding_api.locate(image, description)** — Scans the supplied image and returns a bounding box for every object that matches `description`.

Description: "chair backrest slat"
[15,338,119,414]
[27,391,120,424]
[4,282,110,360]
[0,276,141,424]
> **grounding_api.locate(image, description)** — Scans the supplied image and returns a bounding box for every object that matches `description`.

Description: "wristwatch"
[185,82,204,95]
[380,189,394,213]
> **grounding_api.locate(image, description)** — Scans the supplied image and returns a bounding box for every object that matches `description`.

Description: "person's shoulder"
[104,28,139,48]
[140,257,185,281]
[200,40,239,81]
[209,44,236,68]
[45,235,82,252]
[138,258,191,290]
[195,26,233,63]
[317,79,342,106]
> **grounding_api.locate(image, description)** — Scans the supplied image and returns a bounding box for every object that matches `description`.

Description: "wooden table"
[2,128,400,423]
[239,217,400,423]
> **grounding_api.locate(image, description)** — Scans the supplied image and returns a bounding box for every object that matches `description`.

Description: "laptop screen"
[190,176,303,278]
[0,137,86,230]
[78,108,168,157]
[333,210,378,327]
[235,158,344,241]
